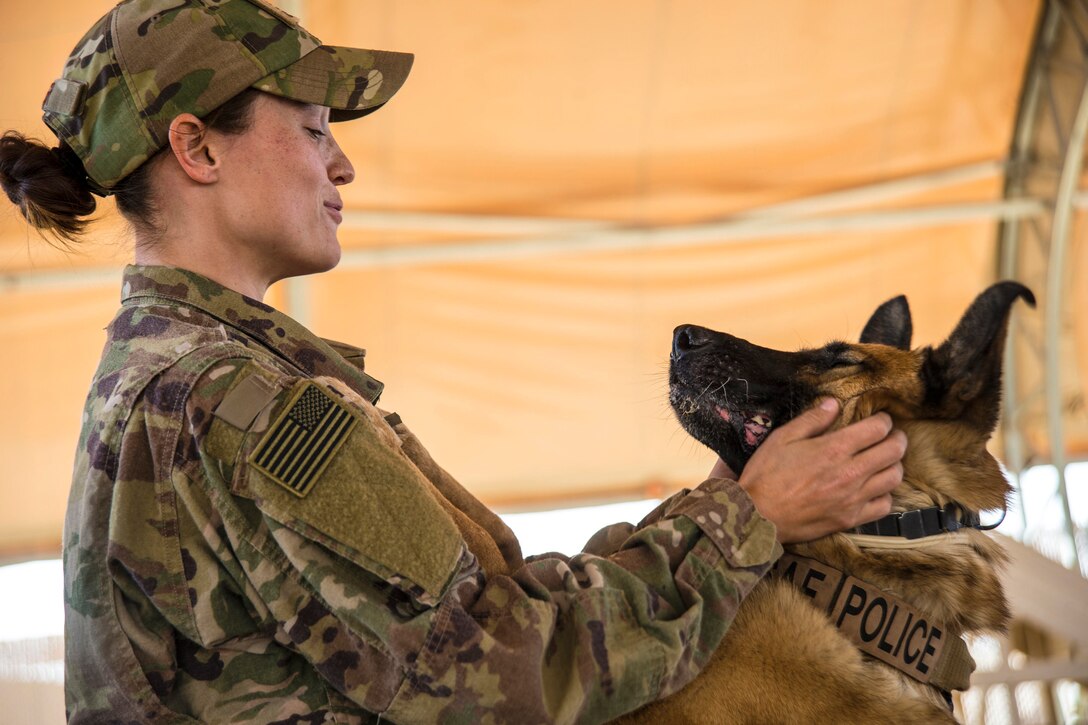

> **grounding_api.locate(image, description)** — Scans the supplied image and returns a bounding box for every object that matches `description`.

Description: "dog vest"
[772,553,975,694]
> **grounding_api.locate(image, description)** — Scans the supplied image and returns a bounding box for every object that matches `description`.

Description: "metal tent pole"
[999,0,1086,573]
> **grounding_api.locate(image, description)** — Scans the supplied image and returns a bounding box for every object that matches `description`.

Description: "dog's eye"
[831,358,862,369]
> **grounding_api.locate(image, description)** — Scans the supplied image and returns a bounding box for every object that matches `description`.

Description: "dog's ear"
[860,295,912,349]
[921,281,1035,430]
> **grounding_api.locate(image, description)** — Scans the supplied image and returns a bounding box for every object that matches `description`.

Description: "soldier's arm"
[579,494,685,558]
[186,362,781,723]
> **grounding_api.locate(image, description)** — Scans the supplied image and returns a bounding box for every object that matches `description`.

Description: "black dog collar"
[854,502,1001,540]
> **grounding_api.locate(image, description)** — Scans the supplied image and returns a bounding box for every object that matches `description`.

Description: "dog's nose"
[673,325,714,359]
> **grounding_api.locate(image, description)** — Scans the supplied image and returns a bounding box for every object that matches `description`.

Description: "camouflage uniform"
[64,264,782,723]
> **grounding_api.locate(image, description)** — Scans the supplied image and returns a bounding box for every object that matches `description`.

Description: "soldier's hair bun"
[0,131,97,246]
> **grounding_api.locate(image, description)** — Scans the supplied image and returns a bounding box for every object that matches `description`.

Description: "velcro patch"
[249,382,356,497]
[42,78,86,116]
[214,373,278,430]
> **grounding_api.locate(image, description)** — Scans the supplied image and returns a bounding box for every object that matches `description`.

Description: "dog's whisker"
[711,379,731,400]
[692,381,717,404]
[735,377,750,402]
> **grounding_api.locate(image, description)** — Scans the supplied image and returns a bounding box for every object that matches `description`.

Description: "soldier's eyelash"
[306,128,326,139]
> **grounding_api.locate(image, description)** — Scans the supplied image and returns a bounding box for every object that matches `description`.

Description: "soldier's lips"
[324,202,343,224]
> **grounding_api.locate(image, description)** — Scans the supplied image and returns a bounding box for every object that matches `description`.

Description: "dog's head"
[669,281,1034,515]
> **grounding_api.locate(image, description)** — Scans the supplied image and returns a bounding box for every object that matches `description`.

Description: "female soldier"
[0,0,905,722]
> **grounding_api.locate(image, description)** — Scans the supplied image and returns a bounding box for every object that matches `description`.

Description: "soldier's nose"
[672,325,714,359]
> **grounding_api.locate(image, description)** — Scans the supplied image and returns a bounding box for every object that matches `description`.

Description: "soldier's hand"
[736,398,905,544]
[708,456,736,480]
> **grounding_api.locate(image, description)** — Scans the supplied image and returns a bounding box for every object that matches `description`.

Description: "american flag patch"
[250,383,357,497]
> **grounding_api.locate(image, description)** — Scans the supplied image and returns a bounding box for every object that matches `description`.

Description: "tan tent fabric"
[0,0,1046,555]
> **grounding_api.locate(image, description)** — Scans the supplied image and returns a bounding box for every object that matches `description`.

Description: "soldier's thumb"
[781,398,839,441]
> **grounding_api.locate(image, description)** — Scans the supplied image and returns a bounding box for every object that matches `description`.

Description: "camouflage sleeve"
[186,361,781,724]
[580,493,685,557]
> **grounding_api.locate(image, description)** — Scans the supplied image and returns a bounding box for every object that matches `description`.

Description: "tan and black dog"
[616,281,1033,723]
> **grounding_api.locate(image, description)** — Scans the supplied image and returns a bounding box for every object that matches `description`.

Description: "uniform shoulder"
[182,355,286,424]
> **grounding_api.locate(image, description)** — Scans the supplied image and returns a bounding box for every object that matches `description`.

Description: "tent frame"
[1000,0,1087,575]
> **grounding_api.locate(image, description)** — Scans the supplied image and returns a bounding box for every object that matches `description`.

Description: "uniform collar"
[120,265,384,403]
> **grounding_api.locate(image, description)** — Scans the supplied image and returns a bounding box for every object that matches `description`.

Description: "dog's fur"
[613,281,1032,723]
[421,282,1030,724]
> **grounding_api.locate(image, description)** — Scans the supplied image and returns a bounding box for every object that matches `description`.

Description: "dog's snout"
[673,324,714,359]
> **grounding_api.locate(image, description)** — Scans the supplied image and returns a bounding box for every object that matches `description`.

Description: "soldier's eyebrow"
[276,96,326,121]
[303,104,330,129]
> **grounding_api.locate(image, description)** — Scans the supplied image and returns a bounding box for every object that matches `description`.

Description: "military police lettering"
[772,554,953,686]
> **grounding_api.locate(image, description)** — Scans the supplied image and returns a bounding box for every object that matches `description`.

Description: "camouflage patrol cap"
[41,0,413,195]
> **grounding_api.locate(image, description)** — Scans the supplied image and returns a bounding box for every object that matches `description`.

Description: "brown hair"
[0,89,261,247]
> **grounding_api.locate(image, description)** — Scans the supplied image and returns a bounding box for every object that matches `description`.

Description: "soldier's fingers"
[851,429,907,476]
[829,412,894,455]
[859,461,904,502]
[853,493,895,529]
[773,398,839,443]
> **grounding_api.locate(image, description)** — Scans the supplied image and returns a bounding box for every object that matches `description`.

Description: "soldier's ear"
[167,113,219,185]
[860,295,912,349]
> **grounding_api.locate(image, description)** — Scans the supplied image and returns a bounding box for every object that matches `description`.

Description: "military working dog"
[619,281,1032,723]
